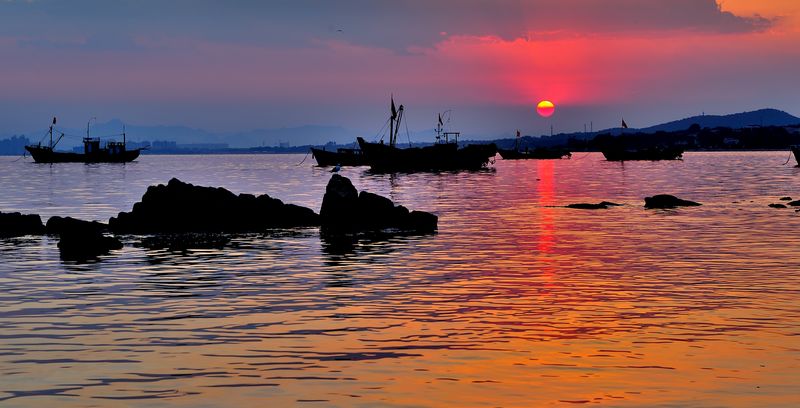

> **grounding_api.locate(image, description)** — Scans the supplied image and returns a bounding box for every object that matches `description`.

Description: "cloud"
[0,0,773,53]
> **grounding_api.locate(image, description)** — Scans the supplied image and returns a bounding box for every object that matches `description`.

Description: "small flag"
[516,129,521,138]
[621,118,628,129]
[438,113,443,127]
[52,117,57,125]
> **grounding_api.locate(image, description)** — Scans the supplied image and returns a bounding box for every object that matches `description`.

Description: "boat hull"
[601,147,684,161]
[498,148,571,160]
[792,146,800,166]
[25,145,142,163]
[310,147,366,167]
[357,137,497,172]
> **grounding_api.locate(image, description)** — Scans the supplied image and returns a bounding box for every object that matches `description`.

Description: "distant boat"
[356,98,497,172]
[25,117,144,163]
[601,146,684,161]
[310,146,366,167]
[791,145,800,166]
[499,130,571,160]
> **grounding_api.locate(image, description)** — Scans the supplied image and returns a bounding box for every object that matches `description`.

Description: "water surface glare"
[1,153,799,407]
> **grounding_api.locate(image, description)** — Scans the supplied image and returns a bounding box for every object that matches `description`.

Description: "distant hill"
[638,109,800,133]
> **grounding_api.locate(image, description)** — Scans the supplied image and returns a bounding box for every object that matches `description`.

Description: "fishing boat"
[498,130,571,160]
[601,146,684,161]
[25,117,144,163]
[791,145,800,166]
[310,146,366,167]
[356,98,497,172]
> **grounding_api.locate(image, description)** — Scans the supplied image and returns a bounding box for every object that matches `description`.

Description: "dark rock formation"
[644,194,702,209]
[109,178,319,233]
[565,201,622,210]
[0,211,45,237]
[46,216,107,235]
[769,203,787,209]
[320,175,437,233]
[58,227,122,262]
[787,200,800,207]
[139,233,231,250]
[779,197,792,201]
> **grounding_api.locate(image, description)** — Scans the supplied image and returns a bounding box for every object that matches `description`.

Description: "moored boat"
[498,131,571,160]
[791,145,800,166]
[310,146,366,167]
[601,146,684,161]
[356,98,497,172]
[25,117,144,163]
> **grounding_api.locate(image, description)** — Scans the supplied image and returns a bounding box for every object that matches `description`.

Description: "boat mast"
[393,105,404,147]
[389,96,397,148]
[49,117,55,148]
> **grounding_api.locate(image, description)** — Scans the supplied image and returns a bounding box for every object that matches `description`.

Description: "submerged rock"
[320,175,437,233]
[58,226,122,262]
[565,201,622,210]
[779,197,793,201]
[787,200,800,207]
[0,211,45,237]
[109,178,319,233]
[644,194,702,209]
[769,203,787,209]
[139,233,231,250]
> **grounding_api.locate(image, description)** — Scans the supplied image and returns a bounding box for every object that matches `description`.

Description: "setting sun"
[537,100,555,118]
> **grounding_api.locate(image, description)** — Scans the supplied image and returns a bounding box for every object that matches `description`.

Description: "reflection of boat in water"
[25,117,144,163]
[310,146,366,167]
[357,98,497,172]
[499,130,571,160]
[601,146,684,161]
[791,145,800,166]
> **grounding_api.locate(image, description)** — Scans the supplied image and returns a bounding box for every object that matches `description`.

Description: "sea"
[0,152,798,407]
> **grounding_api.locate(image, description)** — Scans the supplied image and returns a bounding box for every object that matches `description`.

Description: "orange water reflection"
[0,153,799,406]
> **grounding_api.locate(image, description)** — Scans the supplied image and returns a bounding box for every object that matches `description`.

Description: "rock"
[565,201,622,210]
[0,211,45,237]
[46,216,107,235]
[320,175,437,233]
[58,227,122,262]
[787,200,800,207]
[109,178,319,233]
[644,194,702,209]
[139,233,231,250]
[779,197,792,201]
[769,203,787,209]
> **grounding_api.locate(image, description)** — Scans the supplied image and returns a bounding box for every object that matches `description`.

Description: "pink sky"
[0,0,797,139]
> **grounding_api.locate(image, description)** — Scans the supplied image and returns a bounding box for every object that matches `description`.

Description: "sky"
[0,0,798,141]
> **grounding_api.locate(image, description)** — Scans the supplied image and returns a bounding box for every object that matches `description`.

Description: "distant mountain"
[501,108,800,148]
[638,109,800,133]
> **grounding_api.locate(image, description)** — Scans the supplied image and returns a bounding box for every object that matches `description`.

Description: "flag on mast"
[438,113,443,127]
[52,117,57,125]
[516,129,521,138]
[621,118,628,129]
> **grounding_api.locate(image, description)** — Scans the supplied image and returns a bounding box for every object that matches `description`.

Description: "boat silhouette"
[310,145,366,167]
[498,130,571,160]
[25,117,144,163]
[357,98,497,172]
[601,146,684,161]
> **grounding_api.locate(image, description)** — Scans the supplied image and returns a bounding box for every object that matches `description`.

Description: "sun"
[537,100,555,118]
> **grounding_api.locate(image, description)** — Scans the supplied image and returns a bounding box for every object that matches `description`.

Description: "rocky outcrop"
[0,211,45,237]
[565,201,622,210]
[644,194,702,209]
[320,175,437,233]
[46,216,107,235]
[769,203,788,209]
[109,178,319,233]
[57,224,122,261]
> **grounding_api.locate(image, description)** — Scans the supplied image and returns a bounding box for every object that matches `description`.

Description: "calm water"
[1,153,799,407]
